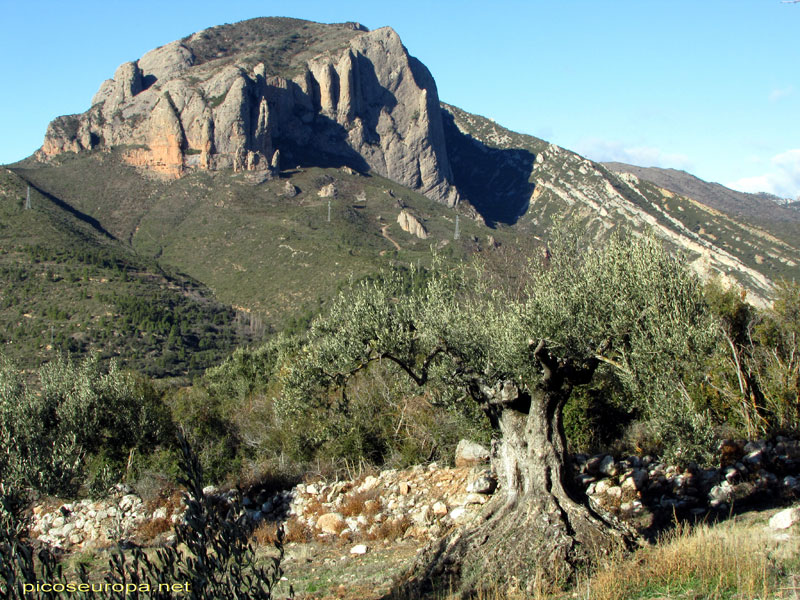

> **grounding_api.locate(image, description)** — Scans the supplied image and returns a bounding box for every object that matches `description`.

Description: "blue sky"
[1,0,798,199]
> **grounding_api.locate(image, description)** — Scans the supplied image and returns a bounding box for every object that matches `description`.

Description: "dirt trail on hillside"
[380,224,401,252]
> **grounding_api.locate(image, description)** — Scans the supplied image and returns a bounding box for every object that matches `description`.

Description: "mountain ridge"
[12,16,800,322]
[603,162,800,243]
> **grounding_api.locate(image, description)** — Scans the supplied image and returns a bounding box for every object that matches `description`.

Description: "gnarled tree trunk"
[398,343,638,597]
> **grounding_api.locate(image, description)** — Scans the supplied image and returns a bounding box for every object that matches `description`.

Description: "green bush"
[165,386,240,485]
[562,370,633,454]
[701,278,800,439]
[0,355,173,497]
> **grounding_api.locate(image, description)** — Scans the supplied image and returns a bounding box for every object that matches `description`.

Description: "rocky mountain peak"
[38,18,459,205]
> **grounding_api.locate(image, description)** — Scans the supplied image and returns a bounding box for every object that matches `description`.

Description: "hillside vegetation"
[0,168,255,377]
[2,15,800,599]
[11,150,509,331]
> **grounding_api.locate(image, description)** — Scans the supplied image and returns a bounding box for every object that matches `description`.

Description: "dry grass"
[430,513,800,600]
[252,521,280,546]
[252,517,313,545]
[367,515,412,542]
[135,517,172,542]
[340,489,383,518]
[581,517,800,600]
[302,495,326,519]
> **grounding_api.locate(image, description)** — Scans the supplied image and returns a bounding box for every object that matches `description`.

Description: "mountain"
[441,105,799,304]
[39,18,459,206]
[603,162,800,246]
[7,16,800,368]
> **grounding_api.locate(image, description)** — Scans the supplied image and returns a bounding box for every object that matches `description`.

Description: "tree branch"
[383,353,426,386]
[531,339,558,384]
[382,347,445,387]
[593,354,630,374]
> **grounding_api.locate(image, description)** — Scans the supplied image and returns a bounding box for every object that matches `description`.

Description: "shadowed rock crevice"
[441,107,535,226]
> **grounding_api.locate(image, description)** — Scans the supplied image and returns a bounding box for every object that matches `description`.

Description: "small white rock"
[350,544,369,555]
[593,479,612,495]
[360,476,378,492]
[769,507,800,530]
[152,507,168,520]
[449,507,467,521]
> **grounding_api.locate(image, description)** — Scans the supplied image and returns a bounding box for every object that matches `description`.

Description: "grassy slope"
[12,151,518,332]
[0,167,254,378]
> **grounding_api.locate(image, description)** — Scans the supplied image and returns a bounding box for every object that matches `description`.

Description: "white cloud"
[769,85,794,102]
[728,149,800,200]
[574,138,693,171]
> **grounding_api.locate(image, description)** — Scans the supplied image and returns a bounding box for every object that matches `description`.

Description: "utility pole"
[327,200,331,223]
[454,215,460,240]
[25,186,31,210]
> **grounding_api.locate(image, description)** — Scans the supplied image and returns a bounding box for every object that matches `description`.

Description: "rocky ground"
[24,437,800,598]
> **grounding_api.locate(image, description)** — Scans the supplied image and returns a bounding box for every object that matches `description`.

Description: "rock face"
[39,19,459,205]
[397,209,428,239]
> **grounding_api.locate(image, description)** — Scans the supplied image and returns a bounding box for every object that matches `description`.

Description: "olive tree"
[0,355,170,497]
[283,228,714,594]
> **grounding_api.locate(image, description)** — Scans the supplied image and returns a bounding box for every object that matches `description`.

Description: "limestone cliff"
[39,18,459,205]
[397,209,429,239]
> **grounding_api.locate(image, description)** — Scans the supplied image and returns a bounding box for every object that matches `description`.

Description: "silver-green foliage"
[0,355,168,496]
[521,228,717,463]
[286,227,717,464]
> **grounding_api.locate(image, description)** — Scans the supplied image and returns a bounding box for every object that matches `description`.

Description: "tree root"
[394,492,638,598]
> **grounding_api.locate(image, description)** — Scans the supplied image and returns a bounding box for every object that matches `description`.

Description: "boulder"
[318,183,337,198]
[316,512,347,535]
[769,507,800,530]
[454,439,490,467]
[397,210,428,240]
[466,471,497,495]
[599,455,618,477]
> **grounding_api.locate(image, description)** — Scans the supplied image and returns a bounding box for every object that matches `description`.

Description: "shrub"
[0,354,173,497]
[702,278,800,439]
[562,370,633,454]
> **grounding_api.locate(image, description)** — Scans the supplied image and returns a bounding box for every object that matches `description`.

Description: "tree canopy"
[282,226,717,594]
[285,228,715,459]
